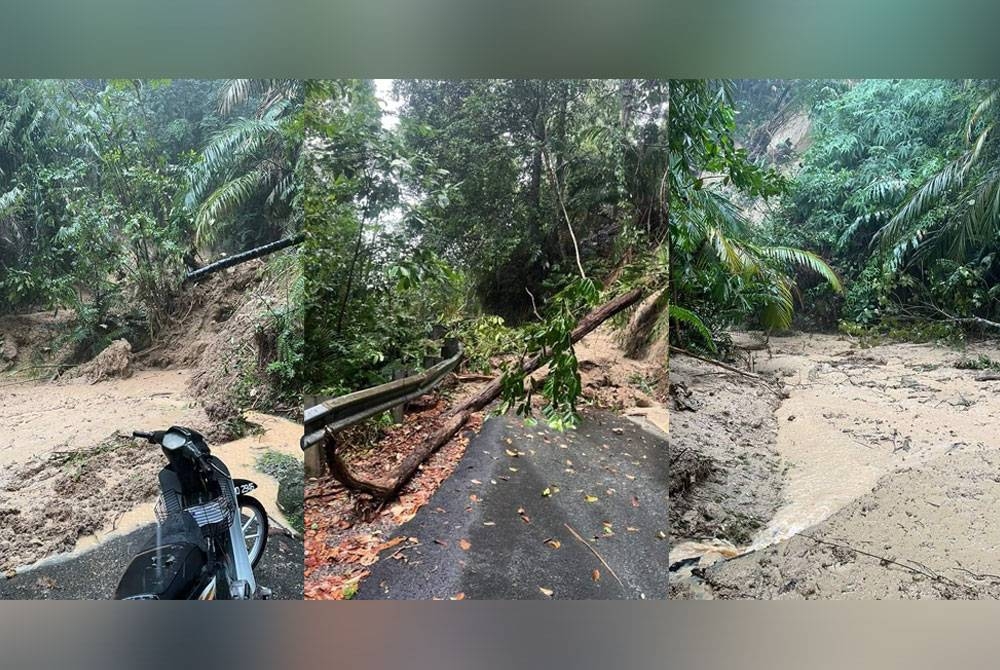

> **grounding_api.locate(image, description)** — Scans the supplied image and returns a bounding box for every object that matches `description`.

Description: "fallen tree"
[324,286,647,501]
[185,232,304,283]
[326,411,470,500]
[450,286,646,416]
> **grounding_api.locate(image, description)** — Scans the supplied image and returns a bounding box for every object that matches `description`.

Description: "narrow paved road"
[0,524,303,600]
[357,409,668,600]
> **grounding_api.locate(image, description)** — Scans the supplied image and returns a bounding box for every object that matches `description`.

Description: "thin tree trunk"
[326,411,471,499]
[450,287,645,415]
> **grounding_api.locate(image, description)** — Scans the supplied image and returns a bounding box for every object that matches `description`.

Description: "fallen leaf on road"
[452,592,466,600]
[459,538,471,551]
[539,587,554,597]
[544,538,561,549]
[542,487,551,497]
[592,569,600,582]
[585,494,598,503]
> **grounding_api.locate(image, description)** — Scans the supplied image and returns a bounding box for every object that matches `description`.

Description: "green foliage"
[186,80,303,251]
[751,79,986,330]
[668,80,841,349]
[498,276,602,430]
[456,315,522,373]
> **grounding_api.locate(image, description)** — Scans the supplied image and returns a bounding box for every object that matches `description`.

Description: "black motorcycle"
[114,426,270,600]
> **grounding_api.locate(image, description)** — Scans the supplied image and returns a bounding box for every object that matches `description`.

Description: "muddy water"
[0,369,203,467]
[673,333,1000,596]
[2,366,303,568]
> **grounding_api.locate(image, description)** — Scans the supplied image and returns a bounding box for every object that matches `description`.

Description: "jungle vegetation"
[303,79,668,427]
[0,79,304,400]
[724,79,1000,342]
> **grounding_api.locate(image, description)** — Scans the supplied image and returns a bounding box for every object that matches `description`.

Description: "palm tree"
[875,83,1000,267]
[186,79,303,249]
[660,79,842,352]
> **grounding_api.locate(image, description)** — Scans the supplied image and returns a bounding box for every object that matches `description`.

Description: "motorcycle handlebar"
[132,430,165,444]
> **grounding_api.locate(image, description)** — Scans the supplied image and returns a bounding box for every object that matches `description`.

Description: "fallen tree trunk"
[185,232,305,283]
[325,286,644,501]
[450,286,646,416]
[326,411,471,499]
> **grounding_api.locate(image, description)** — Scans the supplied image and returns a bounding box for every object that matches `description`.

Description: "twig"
[525,287,542,320]
[796,531,969,592]
[670,345,765,381]
[563,522,626,590]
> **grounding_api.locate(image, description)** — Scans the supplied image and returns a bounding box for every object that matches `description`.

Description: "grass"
[255,450,304,534]
[954,354,1000,371]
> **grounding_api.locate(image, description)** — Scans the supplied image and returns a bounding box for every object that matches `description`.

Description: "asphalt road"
[0,524,303,600]
[357,409,668,600]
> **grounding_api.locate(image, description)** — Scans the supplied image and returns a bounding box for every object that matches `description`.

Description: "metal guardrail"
[300,344,464,450]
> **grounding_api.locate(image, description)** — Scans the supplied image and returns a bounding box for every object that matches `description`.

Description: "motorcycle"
[114,426,271,600]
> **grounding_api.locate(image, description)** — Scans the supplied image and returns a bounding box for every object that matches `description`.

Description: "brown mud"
[0,260,303,577]
[670,332,1000,599]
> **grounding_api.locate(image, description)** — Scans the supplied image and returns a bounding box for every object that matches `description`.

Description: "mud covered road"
[0,370,303,583]
[671,333,1000,599]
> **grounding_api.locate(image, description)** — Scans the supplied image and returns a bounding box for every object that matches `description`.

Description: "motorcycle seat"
[114,513,209,600]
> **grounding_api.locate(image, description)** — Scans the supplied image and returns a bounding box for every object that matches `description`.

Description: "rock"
[0,337,17,362]
[73,339,133,382]
[701,501,726,521]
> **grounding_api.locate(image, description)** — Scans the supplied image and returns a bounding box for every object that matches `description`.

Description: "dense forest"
[668,79,1000,353]
[0,79,303,407]
[303,79,668,427]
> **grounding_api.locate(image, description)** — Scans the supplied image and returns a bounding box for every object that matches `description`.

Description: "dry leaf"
[541,487,551,497]
[544,538,561,549]
[591,569,600,582]
[585,494,599,503]
[459,538,471,551]
[452,592,466,600]
[539,586,554,597]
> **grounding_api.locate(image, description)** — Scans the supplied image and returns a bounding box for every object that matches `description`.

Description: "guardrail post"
[304,441,325,478]
[390,369,407,424]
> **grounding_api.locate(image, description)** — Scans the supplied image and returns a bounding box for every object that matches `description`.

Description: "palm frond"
[665,304,717,352]
[876,125,990,250]
[758,246,843,293]
[194,170,267,246]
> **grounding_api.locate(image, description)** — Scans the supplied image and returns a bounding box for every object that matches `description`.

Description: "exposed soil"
[670,332,1000,599]
[138,258,297,416]
[573,323,669,435]
[0,258,303,580]
[1,434,161,576]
